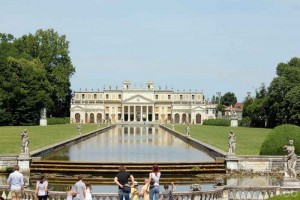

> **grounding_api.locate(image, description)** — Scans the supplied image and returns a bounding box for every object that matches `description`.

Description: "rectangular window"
[82,94,85,99]
[168,95,171,100]
[155,114,159,120]
[94,94,97,99]
[118,94,122,99]
[206,109,209,114]
[192,95,195,100]
[155,95,158,100]
[106,94,109,99]
[180,95,183,100]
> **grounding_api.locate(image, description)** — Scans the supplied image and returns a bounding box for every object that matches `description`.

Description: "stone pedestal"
[18,153,31,174]
[230,118,238,127]
[282,177,300,188]
[40,118,47,126]
[226,155,239,172]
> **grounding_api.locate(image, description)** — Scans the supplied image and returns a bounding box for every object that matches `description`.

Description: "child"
[161,182,176,200]
[66,186,74,200]
[131,181,140,200]
[85,182,93,200]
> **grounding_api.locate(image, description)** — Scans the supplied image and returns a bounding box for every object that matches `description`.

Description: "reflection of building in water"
[70,81,216,124]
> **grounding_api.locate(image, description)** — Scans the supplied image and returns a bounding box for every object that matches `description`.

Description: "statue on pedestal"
[172,122,175,130]
[40,108,47,119]
[186,124,190,136]
[21,129,29,154]
[283,140,297,179]
[77,124,82,135]
[228,130,236,154]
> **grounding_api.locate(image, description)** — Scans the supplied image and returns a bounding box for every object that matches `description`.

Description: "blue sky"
[1,0,300,101]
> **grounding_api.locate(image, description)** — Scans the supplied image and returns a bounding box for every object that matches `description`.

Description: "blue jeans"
[118,188,130,200]
[149,185,160,200]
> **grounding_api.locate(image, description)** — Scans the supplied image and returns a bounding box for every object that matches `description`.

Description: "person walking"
[140,178,150,200]
[74,175,86,200]
[149,165,161,200]
[7,165,24,200]
[35,175,48,200]
[114,165,134,200]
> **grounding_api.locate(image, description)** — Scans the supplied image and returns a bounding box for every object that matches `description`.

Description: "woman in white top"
[149,165,161,200]
[85,182,93,200]
[35,176,48,200]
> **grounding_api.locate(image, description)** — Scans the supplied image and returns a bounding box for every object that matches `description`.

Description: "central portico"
[122,94,154,122]
[70,81,217,124]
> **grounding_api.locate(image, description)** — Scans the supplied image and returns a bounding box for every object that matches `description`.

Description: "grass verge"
[0,124,105,154]
[167,124,271,155]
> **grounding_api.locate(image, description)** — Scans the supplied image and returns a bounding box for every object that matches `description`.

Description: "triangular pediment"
[123,94,154,104]
[71,106,85,110]
[192,106,206,111]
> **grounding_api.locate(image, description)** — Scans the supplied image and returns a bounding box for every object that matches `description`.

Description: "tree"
[13,29,75,117]
[220,92,237,106]
[0,57,52,125]
[267,57,300,127]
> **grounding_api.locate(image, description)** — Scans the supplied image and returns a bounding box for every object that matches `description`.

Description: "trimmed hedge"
[268,192,300,200]
[202,119,230,126]
[48,117,70,125]
[260,124,300,155]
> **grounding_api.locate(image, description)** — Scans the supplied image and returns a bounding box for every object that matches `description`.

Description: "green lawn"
[268,192,300,200]
[168,124,272,155]
[0,124,105,154]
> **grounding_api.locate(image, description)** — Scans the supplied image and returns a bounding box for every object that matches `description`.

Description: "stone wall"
[0,155,18,172]
[226,155,300,173]
[160,125,226,158]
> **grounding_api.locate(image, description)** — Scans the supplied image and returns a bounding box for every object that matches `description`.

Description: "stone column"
[128,106,131,121]
[122,105,124,122]
[146,106,149,121]
[140,106,143,122]
[152,106,154,122]
[134,106,136,122]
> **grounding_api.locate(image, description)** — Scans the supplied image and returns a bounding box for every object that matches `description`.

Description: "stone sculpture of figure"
[77,124,82,136]
[40,108,47,118]
[21,129,29,153]
[283,140,297,179]
[228,130,236,154]
[230,105,237,118]
[172,123,175,130]
[186,125,190,136]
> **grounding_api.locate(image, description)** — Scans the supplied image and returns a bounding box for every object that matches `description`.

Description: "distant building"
[70,81,217,124]
[224,103,244,120]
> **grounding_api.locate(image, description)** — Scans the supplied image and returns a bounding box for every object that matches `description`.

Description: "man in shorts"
[7,165,24,200]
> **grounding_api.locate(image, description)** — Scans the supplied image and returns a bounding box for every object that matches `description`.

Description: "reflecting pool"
[43,125,214,162]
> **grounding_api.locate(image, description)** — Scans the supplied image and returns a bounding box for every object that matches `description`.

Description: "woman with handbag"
[35,176,48,200]
[114,165,135,200]
[149,165,161,200]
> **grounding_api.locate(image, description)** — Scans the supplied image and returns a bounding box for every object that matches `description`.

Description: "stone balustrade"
[1,185,300,200]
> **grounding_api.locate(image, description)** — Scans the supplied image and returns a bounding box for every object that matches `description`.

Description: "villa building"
[70,81,216,124]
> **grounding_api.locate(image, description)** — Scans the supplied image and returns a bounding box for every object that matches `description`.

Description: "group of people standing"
[114,165,176,200]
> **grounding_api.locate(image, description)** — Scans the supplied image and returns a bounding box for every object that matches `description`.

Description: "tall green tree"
[0,57,51,125]
[220,92,237,106]
[267,57,300,127]
[13,29,75,117]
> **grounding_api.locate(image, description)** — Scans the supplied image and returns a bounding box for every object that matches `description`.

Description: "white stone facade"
[70,81,216,124]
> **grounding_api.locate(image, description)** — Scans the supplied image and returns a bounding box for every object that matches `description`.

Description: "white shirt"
[7,171,24,190]
[150,172,161,186]
[36,181,48,196]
